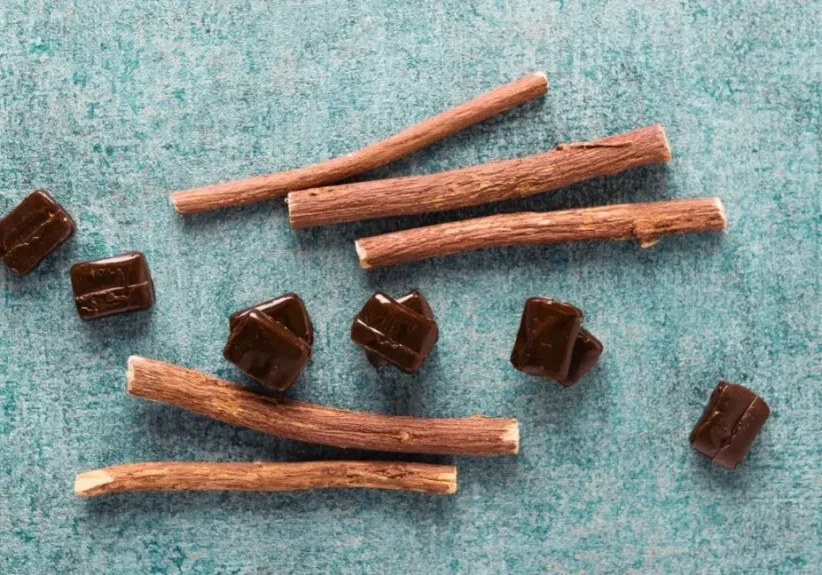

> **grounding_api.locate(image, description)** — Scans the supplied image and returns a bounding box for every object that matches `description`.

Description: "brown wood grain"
[170,73,548,213]
[75,461,457,496]
[355,198,726,269]
[288,124,671,229]
[127,356,519,456]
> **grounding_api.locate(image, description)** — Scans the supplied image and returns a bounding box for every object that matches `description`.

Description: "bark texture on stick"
[170,73,548,213]
[75,461,457,496]
[288,124,671,229]
[355,198,726,269]
[127,356,519,456]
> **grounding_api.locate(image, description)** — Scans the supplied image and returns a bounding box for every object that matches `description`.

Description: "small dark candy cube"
[690,381,770,470]
[510,297,583,381]
[229,292,313,350]
[223,309,311,391]
[561,328,603,386]
[352,291,439,373]
[70,252,154,320]
[365,290,434,367]
[0,190,74,275]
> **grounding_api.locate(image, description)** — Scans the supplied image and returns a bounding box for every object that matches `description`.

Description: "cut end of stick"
[441,468,458,494]
[714,198,728,229]
[126,356,139,392]
[354,240,371,269]
[75,470,114,497]
[504,421,521,454]
[169,191,189,213]
[655,124,673,162]
[531,71,549,92]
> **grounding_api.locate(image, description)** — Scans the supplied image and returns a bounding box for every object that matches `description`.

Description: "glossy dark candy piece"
[0,190,74,275]
[560,328,603,386]
[70,252,154,320]
[223,310,311,391]
[690,381,770,470]
[510,297,582,380]
[352,291,439,374]
[229,292,313,350]
[366,290,434,367]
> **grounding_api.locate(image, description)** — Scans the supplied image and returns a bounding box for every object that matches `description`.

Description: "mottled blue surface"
[1,1,820,573]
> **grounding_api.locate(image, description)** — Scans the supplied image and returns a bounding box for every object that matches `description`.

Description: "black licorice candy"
[70,252,154,320]
[223,309,311,391]
[510,297,582,381]
[228,292,313,350]
[365,290,434,367]
[352,291,439,374]
[561,328,603,386]
[0,190,74,275]
[510,297,602,385]
[690,381,770,470]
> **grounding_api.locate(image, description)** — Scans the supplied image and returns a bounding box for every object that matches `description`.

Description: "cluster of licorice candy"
[0,190,157,320]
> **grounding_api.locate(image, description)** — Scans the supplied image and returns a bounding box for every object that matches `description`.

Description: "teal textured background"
[1,1,820,573]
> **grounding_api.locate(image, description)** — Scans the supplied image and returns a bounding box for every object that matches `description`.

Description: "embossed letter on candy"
[70,252,155,320]
[351,291,438,373]
[0,190,74,275]
[690,381,770,470]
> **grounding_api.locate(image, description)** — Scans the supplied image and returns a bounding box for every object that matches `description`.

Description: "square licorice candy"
[510,297,583,381]
[223,310,311,391]
[690,381,770,470]
[229,292,313,350]
[561,328,603,386]
[351,292,439,374]
[0,190,74,275]
[365,290,434,368]
[70,252,154,320]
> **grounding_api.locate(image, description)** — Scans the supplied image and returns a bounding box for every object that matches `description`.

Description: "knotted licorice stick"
[170,73,548,214]
[75,461,457,496]
[355,197,726,269]
[288,124,671,229]
[127,356,519,456]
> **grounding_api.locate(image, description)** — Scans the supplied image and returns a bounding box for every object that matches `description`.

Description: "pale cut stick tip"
[714,198,728,229]
[126,356,141,390]
[169,192,186,213]
[442,469,458,494]
[504,421,521,454]
[75,470,114,497]
[655,124,672,162]
[355,240,371,269]
[531,71,549,87]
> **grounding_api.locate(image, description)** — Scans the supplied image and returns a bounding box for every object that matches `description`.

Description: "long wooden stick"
[127,356,519,456]
[170,73,548,214]
[288,124,671,229]
[75,461,457,496]
[355,198,726,269]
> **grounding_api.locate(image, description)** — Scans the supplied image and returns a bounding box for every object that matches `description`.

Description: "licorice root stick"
[288,124,671,229]
[127,356,519,456]
[355,197,726,269]
[170,73,548,214]
[75,461,457,496]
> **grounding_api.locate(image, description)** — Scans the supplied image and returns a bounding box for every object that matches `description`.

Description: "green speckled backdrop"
[1,1,820,573]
